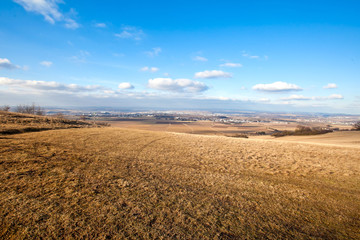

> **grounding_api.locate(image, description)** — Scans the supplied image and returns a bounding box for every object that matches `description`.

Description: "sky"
[0,0,360,114]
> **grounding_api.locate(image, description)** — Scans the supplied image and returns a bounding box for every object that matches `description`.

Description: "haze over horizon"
[1,0,359,114]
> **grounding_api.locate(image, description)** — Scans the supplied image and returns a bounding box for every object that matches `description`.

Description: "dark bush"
[272,125,332,137]
[354,121,360,131]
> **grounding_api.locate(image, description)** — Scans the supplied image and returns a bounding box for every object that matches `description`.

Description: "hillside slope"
[0,127,359,239]
[0,111,103,135]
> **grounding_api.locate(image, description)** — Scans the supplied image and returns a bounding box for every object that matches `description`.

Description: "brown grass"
[0,125,359,239]
[0,111,105,135]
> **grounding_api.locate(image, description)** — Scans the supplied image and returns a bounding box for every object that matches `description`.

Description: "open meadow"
[0,113,359,239]
[104,119,302,136]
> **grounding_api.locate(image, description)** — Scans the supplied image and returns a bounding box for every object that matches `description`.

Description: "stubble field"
[1,125,359,239]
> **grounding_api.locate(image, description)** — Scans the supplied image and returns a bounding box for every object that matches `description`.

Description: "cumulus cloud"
[194,70,232,79]
[145,47,161,57]
[252,81,302,92]
[281,94,344,101]
[14,0,79,29]
[323,83,338,89]
[0,77,104,92]
[148,78,208,93]
[193,56,208,62]
[40,61,53,67]
[115,26,144,41]
[140,66,159,73]
[94,22,106,28]
[0,58,20,69]
[219,62,243,68]
[118,82,134,90]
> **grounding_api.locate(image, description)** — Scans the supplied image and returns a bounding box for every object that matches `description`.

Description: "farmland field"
[104,119,302,136]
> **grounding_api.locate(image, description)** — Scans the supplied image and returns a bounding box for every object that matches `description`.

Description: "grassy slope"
[0,111,100,135]
[269,131,360,148]
[0,127,359,239]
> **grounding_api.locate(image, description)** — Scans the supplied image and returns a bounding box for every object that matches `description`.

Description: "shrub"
[354,121,360,131]
[228,134,248,138]
[272,125,332,137]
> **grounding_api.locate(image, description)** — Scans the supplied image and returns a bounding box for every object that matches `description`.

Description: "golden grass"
[104,120,300,136]
[1,127,359,239]
[0,111,104,135]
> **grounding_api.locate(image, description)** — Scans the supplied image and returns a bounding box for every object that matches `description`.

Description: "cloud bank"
[0,77,104,92]
[148,78,208,93]
[281,94,344,101]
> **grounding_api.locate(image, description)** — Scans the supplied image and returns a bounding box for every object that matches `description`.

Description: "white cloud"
[64,18,79,29]
[193,56,208,62]
[219,62,243,68]
[0,77,104,92]
[40,61,53,67]
[140,66,159,73]
[323,83,338,89]
[328,94,343,99]
[148,78,208,93]
[14,0,79,29]
[115,26,144,41]
[94,22,106,28]
[281,94,344,101]
[281,95,312,100]
[252,81,302,92]
[194,70,232,79]
[145,47,161,57]
[0,58,20,69]
[257,98,271,103]
[118,82,134,90]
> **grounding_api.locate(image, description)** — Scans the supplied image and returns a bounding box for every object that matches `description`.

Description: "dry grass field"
[0,111,103,135]
[1,118,359,238]
[105,120,301,136]
[267,131,360,148]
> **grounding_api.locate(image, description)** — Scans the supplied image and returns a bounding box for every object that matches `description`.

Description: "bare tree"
[0,105,10,111]
[15,103,44,115]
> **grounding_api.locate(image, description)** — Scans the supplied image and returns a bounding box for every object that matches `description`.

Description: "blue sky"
[0,0,359,113]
